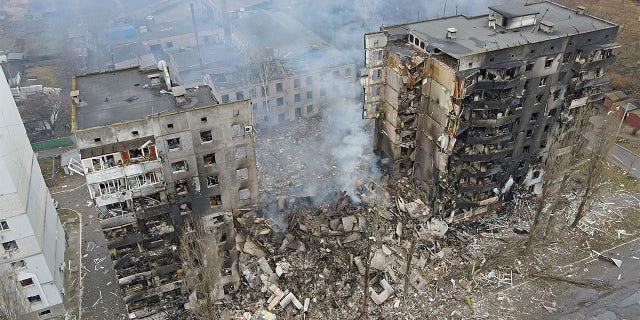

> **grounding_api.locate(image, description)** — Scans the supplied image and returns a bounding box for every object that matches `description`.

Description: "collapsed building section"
[71,65,259,318]
[362,1,619,218]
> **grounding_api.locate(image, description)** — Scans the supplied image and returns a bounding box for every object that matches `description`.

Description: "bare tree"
[570,119,614,228]
[524,105,596,253]
[0,264,35,320]
[179,221,220,319]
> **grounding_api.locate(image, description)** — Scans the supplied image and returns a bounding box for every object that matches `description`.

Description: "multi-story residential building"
[70,65,259,317]
[0,67,66,318]
[204,10,358,127]
[362,2,618,218]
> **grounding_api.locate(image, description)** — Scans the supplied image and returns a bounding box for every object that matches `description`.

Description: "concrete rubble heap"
[194,178,534,319]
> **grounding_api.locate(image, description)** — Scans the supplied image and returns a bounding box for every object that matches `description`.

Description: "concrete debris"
[369,279,395,305]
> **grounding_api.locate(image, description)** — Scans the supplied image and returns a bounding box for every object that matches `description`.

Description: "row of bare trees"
[525,105,614,255]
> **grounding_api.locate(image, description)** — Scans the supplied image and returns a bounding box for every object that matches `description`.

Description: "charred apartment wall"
[363,1,619,218]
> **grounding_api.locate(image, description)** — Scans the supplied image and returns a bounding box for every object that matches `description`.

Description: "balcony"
[572,55,616,72]
[468,97,521,110]
[475,77,522,91]
[86,166,125,184]
[574,75,611,90]
[124,160,162,176]
[470,115,517,128]
[131,182,165,198]
[96,190,133,207]
[454,148,513,163]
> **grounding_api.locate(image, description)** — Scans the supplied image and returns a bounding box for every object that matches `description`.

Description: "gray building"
[0,67,66,318]
[70,65,258,318]
[204,10,358,127]
[362,2,618,218]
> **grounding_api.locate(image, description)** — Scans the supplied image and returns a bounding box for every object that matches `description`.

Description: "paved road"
[52,183,128,320]
[554,237,640,319]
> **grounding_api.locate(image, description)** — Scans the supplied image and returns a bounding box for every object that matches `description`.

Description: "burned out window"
[206,175,219,188]
[539,76,548,86]
[525,62,534,71]
[526,129,534,137]
[11,260,26,269]
[203,153,216,166]
[167,137,181,151]
[0,220,8,230]
[536,94,544,104]
[277,97,284,106]
[371,69,381,80]
[530,113,539,122]
[20,278,34,287]
[235,146,247,159]
[2,240,18,252]
[373,49,382,61]
[170,160,188,173]
[210,195,222,207]
[544,57,554,68]
[523,145,531,153]
[200,130,213,142]
[236,168,249,180]
[175,180,188,195]
[293,79,300,89]
[167,123,174,129]
[239,188,251,200]
[294,93,301,102]
[295,107,302,118]
[179,202,192,215]
[533,170,541,179]
[27,295,41,304]
[231,124,244,137]
[553,89,562,101]
[276,82,283,93]
[132,130,139,136]
[94,138,101,142]
[307,105,313,113]
[562,52,572,63]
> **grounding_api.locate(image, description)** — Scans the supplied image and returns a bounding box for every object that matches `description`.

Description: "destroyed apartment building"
[69,64,259,318]
[362,1,619,218]
[204,10,358,127]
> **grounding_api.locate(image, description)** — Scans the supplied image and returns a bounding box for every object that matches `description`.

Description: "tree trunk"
[544,174,570,238]
[570,188,590,228]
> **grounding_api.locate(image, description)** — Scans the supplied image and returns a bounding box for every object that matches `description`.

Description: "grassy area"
[602,162,640,191]
[24,63,63,87]
[57,208,80,230]
[38,156,67,188]
[618,138,640,157]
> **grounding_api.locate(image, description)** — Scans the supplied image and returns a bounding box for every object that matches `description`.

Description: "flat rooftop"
[74,67,216,130]
[384,1,617,58]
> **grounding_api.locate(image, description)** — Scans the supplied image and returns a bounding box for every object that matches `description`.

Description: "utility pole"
[616,103,632,136]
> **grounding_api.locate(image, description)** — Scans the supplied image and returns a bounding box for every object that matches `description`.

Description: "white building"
[0,66,66,318]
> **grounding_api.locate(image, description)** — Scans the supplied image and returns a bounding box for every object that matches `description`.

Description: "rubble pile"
[255,115,335,198]
[198,177,529,319]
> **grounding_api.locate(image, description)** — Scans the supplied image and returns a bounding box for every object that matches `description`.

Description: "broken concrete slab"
[280,292,303,309]
[342,216,357,232]
[369,279,395,305]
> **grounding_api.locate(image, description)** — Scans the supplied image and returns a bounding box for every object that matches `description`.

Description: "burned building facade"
[362,2,618,217]
[70,65,258,317]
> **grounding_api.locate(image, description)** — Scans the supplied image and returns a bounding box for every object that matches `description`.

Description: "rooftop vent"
[446,27,457,39]
[488,16,496,29]
[576,6,586,15]
[539,20,555,34]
